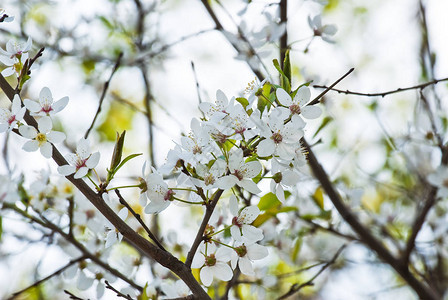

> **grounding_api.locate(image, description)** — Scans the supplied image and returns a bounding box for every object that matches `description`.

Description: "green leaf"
[258,192,282,211]
[312,186,325,210]
[313,116,333,138]
[113,153,143,176]
[283,49,291,84]
[236,97,249,109]
[110,131,126,172]
[273,59,291,92]
[138,283,150,300]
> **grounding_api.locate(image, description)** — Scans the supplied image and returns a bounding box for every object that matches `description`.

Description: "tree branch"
[312,76,448,98]
[302,139,440,300]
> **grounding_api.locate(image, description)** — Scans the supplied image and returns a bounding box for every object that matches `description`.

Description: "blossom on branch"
[0,94,26,132]
[191,243,233,286]
[0,37,32,77]
[24,87,69,116]
[19,116,65,158]
[57,138,100,179]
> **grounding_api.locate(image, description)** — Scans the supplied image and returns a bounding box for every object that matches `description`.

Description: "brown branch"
[105,280,134,300]
[277,244,346,300]
[185,189,224,268]
[7,256,86,300]
[0,75,210,299]
[302,138,440,300]
[308,68,354,105]
[115,189,166,251]
[279,0,288,68]
[312,76,448,98]
[84,52,123,139]
[64,290,86,300]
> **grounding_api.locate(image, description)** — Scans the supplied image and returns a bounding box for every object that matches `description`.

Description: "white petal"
[58,165,76,176]
[247,244,269,260]
[242,225,264,242]
[229,195,239,216]
[276,184,285,202]
[231,226,242,242]
[243,160,262,178]
[37,116,52,133]
[191,253,205,269]
[216,175,237,190]
[276,88,293,106]
[47,131,66,144]
[200,267,213,286]
[293,86,311,106]
[216,246,232,262]
[74,167,88,179]
[77,271,94,290]
[23,99,41,113]
[239,179,261,194]
[238,257,254,276]
[40,142,53,158]
[86,152,100,168]
[257,139,275,157]
[213,263,233,281]
[239,206,260,224]
[19,125,37,139]
[302,105,322,119]
[22,140,39,152]
[118,207,128,220]
[77,138,90,158]
[39,87,53,105]
[1,67,15,77]
[52,96,69,113]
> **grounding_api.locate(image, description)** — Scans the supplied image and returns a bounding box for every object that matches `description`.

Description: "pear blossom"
[216,148,262,194]
[105,207,128,248]
[180,118,213,165]
[308,15,337,43]
[276,87,322,122]
[24,87,69,116]
[191,243,233,286]
[19,116,65,158]
[256,108,304,160]
[199,89,234,123]
[230,242,268,276]
[0,94,26,132]
[244,77,267,107]
[229,196,264,242]
[58,138,100,179]
[0,37,32,77]
[144,171,175,214]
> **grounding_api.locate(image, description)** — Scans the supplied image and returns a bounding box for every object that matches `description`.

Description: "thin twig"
[308,68,354,105]
[277,244,346,300]
[190,61,206,119]
[185,189,224,268]
[84,52,123,139]
[115,189,166,251]
[64,290,87,300]
[312,76,448,98]
[8,256,87,300]
[105,280,134,300]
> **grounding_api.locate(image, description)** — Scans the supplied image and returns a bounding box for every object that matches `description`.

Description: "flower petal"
[276,88,293,106]
[37,116,52,133]
[200,267,213,286]
[19,125,37,139]
[302,105,322,119]
[86,152,100,168]
[58,165,76,176]
[40,142,53,158]
[22,140,39,152]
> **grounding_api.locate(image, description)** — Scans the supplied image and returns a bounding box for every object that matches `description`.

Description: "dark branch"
[115,189,166,251]
[313,76,448,98]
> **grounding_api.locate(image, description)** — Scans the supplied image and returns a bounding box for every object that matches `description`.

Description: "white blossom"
[19,116,65,158]
[191,244,233,286]
[24,87,69,116]
[58,138,100,179]
[0,94,26,132]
